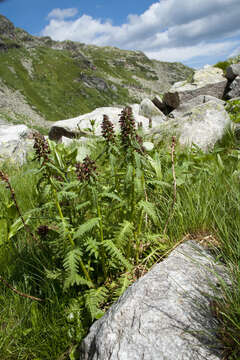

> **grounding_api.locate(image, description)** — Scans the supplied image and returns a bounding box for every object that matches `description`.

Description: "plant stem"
[0,275,44,301]
[163,136,177,234]
[97,203,107,277]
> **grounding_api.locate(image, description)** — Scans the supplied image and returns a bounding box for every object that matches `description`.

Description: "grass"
[1,113,240,359]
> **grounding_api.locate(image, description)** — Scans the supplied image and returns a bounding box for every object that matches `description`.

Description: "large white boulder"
[169,95,226,118]
[0,124,33,164]
[49,106,153,142]
[163,66,227,109]
[152,101,231,151]
[79,241,228,360]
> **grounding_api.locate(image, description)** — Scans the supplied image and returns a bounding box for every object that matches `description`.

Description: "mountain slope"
[0,15,193,132]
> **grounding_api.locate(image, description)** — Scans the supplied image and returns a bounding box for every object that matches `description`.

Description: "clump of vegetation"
[214,54,240,74]
[226,99,240,123]
[0,107,240,359]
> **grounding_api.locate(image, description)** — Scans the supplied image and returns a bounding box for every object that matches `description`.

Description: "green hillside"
[0,14,193,132]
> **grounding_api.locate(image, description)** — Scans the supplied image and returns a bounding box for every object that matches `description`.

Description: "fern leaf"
[148,154,162,180]
[73,217,99,240]
[103,239,133,271]
[85,237,99,259]
[113,274,130,300]
[63,248,82,274]
[100,192,122,202]
[64,273,92,290]
[138,200,158,225]
[76,201,91,211]
[84,287,108,320]
[114,220,134,248]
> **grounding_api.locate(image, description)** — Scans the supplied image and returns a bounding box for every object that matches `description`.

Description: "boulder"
[79,240,228,360]
[226,76,240,99]
[139,98,166,124]
[163,66,227,109]
[226,63,240,81]
[169,95,226,118]
[49,106,154,142]
[152,101,230,151]
[0,124,33,164]
[152,95,171,114]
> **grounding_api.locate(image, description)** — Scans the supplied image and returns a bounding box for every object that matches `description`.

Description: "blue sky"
[1,0,240,68]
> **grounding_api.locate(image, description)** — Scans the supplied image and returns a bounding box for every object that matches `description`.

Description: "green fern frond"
[114,220,134,248]
[100,192,122,202]
[148,154,162,180]
[138,200,158,225]
[113,273,131,300]
[58,191,78,202]
[73,217,99,240]
[84,286,108,320]
[63,248,82,274]
[103,239,133,271]
[76,201,91,211]
[45,268,62,280]
[64,273,92,290]
[85,237,99,259]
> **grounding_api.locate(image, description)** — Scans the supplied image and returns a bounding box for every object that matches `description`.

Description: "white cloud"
[42,1,240,66]
[47,8,78,20]
[146,41,239,63]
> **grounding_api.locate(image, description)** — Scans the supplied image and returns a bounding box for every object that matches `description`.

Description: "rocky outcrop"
[0,124,34,164]
[226,63,240,81]
[152,101,230,151]
[139,98,166,123]
[79,240,228,360]
[163,66,227,109]
[169,95,226,118]
[49,106,154,142]
[226,76,240,99]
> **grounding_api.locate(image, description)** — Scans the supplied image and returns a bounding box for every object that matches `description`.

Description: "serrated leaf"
[73,218,99,240]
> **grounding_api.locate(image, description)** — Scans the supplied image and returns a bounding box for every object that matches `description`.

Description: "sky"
[0,0,240,68]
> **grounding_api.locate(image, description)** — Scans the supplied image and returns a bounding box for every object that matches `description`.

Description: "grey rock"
[0,15,15,37]
[226,63,240,80]
[169,95,226,118]
[49,106,155,142]
[139,98,166,123]
[152,101,230,151]
[0,124,34,164]
[77,74,109,92]
[79,240,228,360]
[226,76,240,99]
[163,66,227,109]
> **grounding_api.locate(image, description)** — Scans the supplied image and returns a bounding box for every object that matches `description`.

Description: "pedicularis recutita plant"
[0,106,171,347]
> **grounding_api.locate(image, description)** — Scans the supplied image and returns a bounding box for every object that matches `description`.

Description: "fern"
[85,237,99,259]
[138,200,158,225]
[84,286,108,320]
[114,220,134,248]
[113,273,131,301]
[57,191,78,202]
[103,239,133,271]
[73,217,99,240]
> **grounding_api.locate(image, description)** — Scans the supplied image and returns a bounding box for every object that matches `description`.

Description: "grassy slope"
[0,19,193,125]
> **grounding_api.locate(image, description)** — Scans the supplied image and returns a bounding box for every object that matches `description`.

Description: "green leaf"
[84,287,108,321]
[8,214,31,240]
[0,219,8,245]
[73,218,99,240]
[138,200,158,225]
[103,239,133,270]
